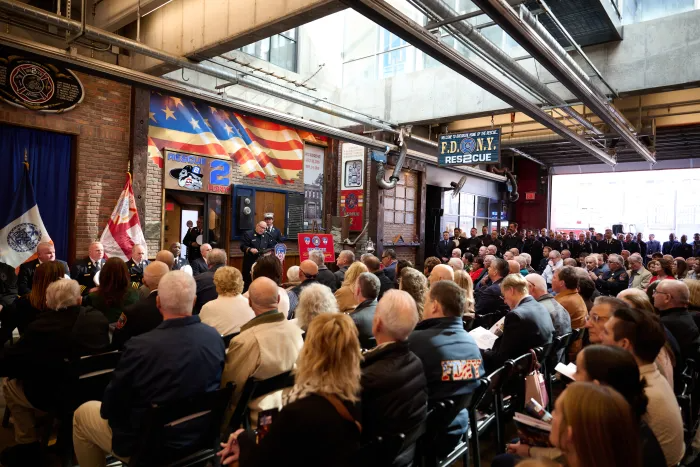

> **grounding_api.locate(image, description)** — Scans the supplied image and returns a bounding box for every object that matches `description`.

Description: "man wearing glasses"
[653,280,699,360]
[595,254,628,296]
[583,296,627,344]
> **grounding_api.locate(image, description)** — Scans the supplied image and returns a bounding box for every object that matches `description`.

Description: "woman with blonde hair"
[399,267,428,320]
[454,269,475,318]
[334,262,368,313]
[549,382,641,467]
[285,265,301,290]
[218,313,362,467]
[294,283,339,331]
[200,266,254,335]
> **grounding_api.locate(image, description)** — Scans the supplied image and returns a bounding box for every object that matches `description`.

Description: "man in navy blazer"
[482,273,554,373]
[474,257,510,327]
[17,242,69,295]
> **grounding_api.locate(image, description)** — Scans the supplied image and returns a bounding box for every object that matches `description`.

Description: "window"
[239,29,298,72]
[384,171,416,225]
[443,192,499,235]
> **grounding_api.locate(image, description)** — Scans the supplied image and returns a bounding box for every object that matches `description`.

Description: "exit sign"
[525,192,536,200]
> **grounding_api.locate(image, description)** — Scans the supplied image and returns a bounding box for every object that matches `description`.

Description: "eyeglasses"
[653,289,671,298]
[585,313,610,323]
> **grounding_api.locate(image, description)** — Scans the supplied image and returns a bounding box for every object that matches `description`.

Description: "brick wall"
[0,72,132,261]
[382,167,419,265]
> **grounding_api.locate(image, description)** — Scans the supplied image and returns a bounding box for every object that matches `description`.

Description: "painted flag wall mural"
[147,93,312,185]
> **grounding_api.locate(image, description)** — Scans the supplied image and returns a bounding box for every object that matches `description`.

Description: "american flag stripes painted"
[148,93,309,184]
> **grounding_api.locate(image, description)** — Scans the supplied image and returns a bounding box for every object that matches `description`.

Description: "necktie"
[629,271,636,288]
[95,261,100,272]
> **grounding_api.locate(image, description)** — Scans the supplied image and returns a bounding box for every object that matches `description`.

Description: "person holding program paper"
[481,274,553,373]
[409,280,484,456]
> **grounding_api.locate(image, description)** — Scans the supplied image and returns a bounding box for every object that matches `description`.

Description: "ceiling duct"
[341,0,616,165]
[411,0,602,136]
[468,0,656,163]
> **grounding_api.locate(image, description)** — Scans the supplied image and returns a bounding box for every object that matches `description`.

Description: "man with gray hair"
[541,249,563,288]
[653,280,700,360]
[627,253,652,290]
[309,249,337,292]
[73,271,225,466]
[526,273,571,339]
[351,272,381,349]
[361,289,427,466]
[194,248,228,314]
[191,243,212,276]
[335,250,355,288]
[595,253,628,296]
[1,278,109,464]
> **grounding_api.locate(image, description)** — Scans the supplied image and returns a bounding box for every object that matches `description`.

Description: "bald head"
[525,274,547,298]
[143,261,170,290]
[155,250,175,269]
[299,260,319,281]
[660,280,690,308]
[507,260,520,274]
[429,264,454,285]
[248,277,280,314]
[373,290,418,344]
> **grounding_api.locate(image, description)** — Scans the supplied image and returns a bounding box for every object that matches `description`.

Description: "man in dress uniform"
[672,235,694,259]
[264,213,283,247]
[466,227,483,256]
[478,225,490,244]
[598,229,623,256]
[595,254,628,296]
[240,221,272,290]
[126,244,149,288]
[17,242,69,295]
[169,242,189,271]
[71,241,105,296]
[662,233,679,255]
[523,231,544,269]
[548,233,569,253]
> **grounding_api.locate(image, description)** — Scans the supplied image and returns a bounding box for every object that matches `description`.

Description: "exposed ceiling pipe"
[468,0,655,163]
[341,0,617,166]
[0,28,507,183]
[508,147,547,166]
[410,0,602,136]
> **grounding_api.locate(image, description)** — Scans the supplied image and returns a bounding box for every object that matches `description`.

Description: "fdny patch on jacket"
[116,312,127,330]
[441,359,482,381]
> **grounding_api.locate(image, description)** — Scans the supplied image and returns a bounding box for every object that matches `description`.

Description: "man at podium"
[240,221,272,290]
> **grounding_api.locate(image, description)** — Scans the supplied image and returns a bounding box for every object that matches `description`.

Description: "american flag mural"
[148,93,319,184]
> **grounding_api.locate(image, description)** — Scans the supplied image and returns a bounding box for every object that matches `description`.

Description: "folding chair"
[417,398,469,467]
[227,371,295,432]
[502,352,535,415]
[125,384,235,467]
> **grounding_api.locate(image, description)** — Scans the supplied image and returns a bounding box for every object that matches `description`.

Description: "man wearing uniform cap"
[71,241,106,296]
[126,244,150,289]
[264,213,283,246]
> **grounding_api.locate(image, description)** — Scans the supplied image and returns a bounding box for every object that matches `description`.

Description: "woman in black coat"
[218,313,363,467]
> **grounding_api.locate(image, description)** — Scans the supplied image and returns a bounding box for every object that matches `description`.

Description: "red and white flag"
[100,174,146,261]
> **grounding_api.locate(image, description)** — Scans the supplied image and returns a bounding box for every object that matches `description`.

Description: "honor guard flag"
[0,164,52,268]
[100,174,146,261]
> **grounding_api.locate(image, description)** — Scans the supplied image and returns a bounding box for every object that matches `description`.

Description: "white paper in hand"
[469,326,499,350]
[555,362,577,380]
[489,316,506,336]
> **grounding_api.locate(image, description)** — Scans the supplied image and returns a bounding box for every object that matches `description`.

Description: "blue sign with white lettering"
[438,128,501,166]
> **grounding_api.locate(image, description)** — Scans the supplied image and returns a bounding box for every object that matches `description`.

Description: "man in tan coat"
[627,253,652,290]
[221,277,304,427]
[553,266,587,359]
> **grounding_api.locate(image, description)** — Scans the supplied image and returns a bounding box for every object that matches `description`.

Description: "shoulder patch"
[619,273,628,281]
[116,313,127,329]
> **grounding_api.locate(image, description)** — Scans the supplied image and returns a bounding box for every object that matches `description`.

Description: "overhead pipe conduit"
[468,0,656,163]
[342,0,616,166]
[412,0,602,136]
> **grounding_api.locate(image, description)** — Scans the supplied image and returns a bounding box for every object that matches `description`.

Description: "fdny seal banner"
[163,150,233,194]
[0,165,52,268]
[297,233,335,262]
[340,189,364,232]
[438,128,501,166]
[0,50,84,113]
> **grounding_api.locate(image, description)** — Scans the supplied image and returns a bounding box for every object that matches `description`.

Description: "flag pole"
[127,160,132,184]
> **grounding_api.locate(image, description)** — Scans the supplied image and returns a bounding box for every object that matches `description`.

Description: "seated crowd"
[0,225,698,467]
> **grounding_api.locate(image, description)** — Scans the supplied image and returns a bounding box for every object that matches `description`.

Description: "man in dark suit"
[622,233,640,254]
[466,227,483,256]
[182,219,202,261]
[240,222,272,290]
[0,260,18,310]
[599,229,623,256]
[310,249,337,292]
[264,213,283,247]
[190,244,211,276]
[350,272,380,349]
[18,242,69,295]
[482,273,554,372]
[125,244,150,289]
[522,231,544,269]
[474,257,510,326]
[71,241,105,296]
[169,242,189,271]
[112,261,170,349]
[671,235,694,259]
[653,280,700,360]
[436,231,452,263]
[193,248,227,314]
[363,255,393,300]
[663,233,679,256]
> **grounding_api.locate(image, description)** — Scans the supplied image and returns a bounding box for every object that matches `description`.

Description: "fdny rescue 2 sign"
[438,128,501,166]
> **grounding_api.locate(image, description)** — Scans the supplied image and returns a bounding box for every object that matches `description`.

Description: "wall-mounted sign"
[438,128,501,166]
[525,192,536,200]
[0,50,84,112]
[340,189,364,231]
[163,150,232,194]
[304,144,324,228]
[341,143,365,191]
[298,233,335,262]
